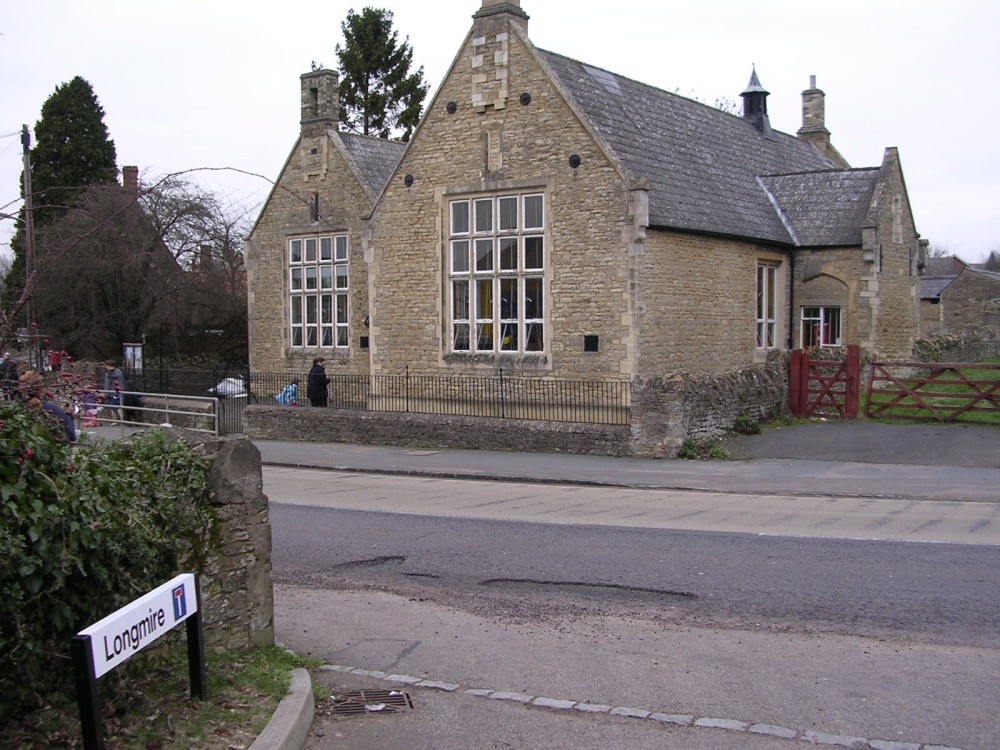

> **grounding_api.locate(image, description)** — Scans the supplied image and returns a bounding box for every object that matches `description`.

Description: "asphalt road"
[266,468,1000,750]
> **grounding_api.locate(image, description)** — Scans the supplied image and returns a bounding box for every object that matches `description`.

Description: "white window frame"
[756,263,778,349]
[289,234,348,349]
[801,306,842,348]
[449,193,546,354]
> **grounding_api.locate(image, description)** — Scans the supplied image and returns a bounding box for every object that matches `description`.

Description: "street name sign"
[73,573,206,749]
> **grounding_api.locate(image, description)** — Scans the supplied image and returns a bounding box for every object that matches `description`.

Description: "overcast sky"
[2,0,998,263]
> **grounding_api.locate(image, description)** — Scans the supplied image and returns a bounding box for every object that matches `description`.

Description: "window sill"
[443,352,549,369]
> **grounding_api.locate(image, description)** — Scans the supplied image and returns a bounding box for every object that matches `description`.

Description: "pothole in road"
[332,555,406,569]
[480,578,697,601]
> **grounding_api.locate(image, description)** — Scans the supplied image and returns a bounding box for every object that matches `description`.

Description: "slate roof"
[920,276,955,300]
[340,132,406,199]
[538,49,879,248]
[924,255,969,276]
[758,169,879,247]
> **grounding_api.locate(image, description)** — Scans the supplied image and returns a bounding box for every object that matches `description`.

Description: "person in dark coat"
[306,357,329,407]
[18,370,76,442]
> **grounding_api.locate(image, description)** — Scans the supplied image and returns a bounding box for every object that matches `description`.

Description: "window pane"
[524,278,543,319]
[500,322,518,350]
[477,278,493,319]
[452,280,469,320]
[475,239,494,272]
[335,236,348,261]
[825,308,841,346]
[500,278,517,319]
[290,268,303,291]
[476,323,494,351]
[320,237,333,261]
[765,267,776,319]
[524,194,543,229]
[524,236,544,269]
[525,322,543,351]
[320,265,333,289]
[305,238,317,263]
[290,239,302,264]
[474,198,493,233]
[498,196,518,231]
[306,295,317,324]
[306,327,318,347]
[452,240,470,273]
[336,326,348,347]
[290,298,302,325]
[336,293,347,324]
[453,324,470,351]
[335,264,348,289]
[321,295,332,324]
[499,237,517,270]
[321,327,333,347]
[305,267,317,290]
[291,328,302,347]
[451,201,469,235]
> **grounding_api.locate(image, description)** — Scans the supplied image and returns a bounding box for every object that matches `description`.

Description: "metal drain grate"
[330,689,414,715]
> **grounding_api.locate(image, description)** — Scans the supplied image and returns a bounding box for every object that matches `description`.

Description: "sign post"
[73,573,205,750]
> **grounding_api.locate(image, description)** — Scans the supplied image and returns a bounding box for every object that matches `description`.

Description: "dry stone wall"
[172,431,274,651]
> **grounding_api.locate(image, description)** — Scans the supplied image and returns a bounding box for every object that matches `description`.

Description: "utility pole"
[21,124,39,369]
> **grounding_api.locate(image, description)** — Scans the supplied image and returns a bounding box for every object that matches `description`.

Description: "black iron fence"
[126,367,632,434]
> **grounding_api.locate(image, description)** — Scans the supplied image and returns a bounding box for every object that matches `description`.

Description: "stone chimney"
[469,1,529,114]
[740,67,772,137]
[797,76,850,167]
[122,165,139,195]
[474,0,529,35]
[300,69,339,131]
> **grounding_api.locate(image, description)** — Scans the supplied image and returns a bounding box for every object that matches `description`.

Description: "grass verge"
[1,642,320,749]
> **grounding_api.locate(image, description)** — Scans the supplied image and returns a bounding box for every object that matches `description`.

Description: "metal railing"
[79,390,220,436]
[248,368,632,426]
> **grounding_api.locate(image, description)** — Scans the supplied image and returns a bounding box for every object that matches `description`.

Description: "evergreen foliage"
[0,414,213,720]
[5,76,118,300]
[335,7,428,142]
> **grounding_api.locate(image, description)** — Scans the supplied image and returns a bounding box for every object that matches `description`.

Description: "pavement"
[81,420,1000,748]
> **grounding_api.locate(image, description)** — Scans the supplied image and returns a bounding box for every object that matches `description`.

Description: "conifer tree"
[5,77,117,296]
[335,7,428,142]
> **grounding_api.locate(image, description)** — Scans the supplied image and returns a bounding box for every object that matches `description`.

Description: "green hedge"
[0,403,214,720]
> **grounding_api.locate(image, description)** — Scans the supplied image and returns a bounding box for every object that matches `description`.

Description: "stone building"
[940,267,1000,335]
[247,0,923,386]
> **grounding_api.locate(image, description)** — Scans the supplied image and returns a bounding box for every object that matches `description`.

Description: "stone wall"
[244,355,788,457]
[940,271,1000,335]
[912,329,1000,363]
[244,405,633,457]
[172,431,274,651]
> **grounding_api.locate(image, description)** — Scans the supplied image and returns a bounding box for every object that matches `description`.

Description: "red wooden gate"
[866,360,1000,421]
[789,345,861,419]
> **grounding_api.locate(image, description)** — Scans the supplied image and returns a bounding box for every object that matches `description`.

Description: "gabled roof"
[920,276,956,300]
[758,169,879,247]
[339,132,406,199]
[537,50,842,245]
[924,255,970,276]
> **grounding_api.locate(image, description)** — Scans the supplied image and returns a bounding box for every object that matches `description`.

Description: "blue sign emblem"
[172,585,187,621]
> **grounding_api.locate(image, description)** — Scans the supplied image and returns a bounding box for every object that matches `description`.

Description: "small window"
[801,306,842,348]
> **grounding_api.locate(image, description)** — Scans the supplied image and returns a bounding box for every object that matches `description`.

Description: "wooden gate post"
[789,349,806,417]
[845,344,861,419]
